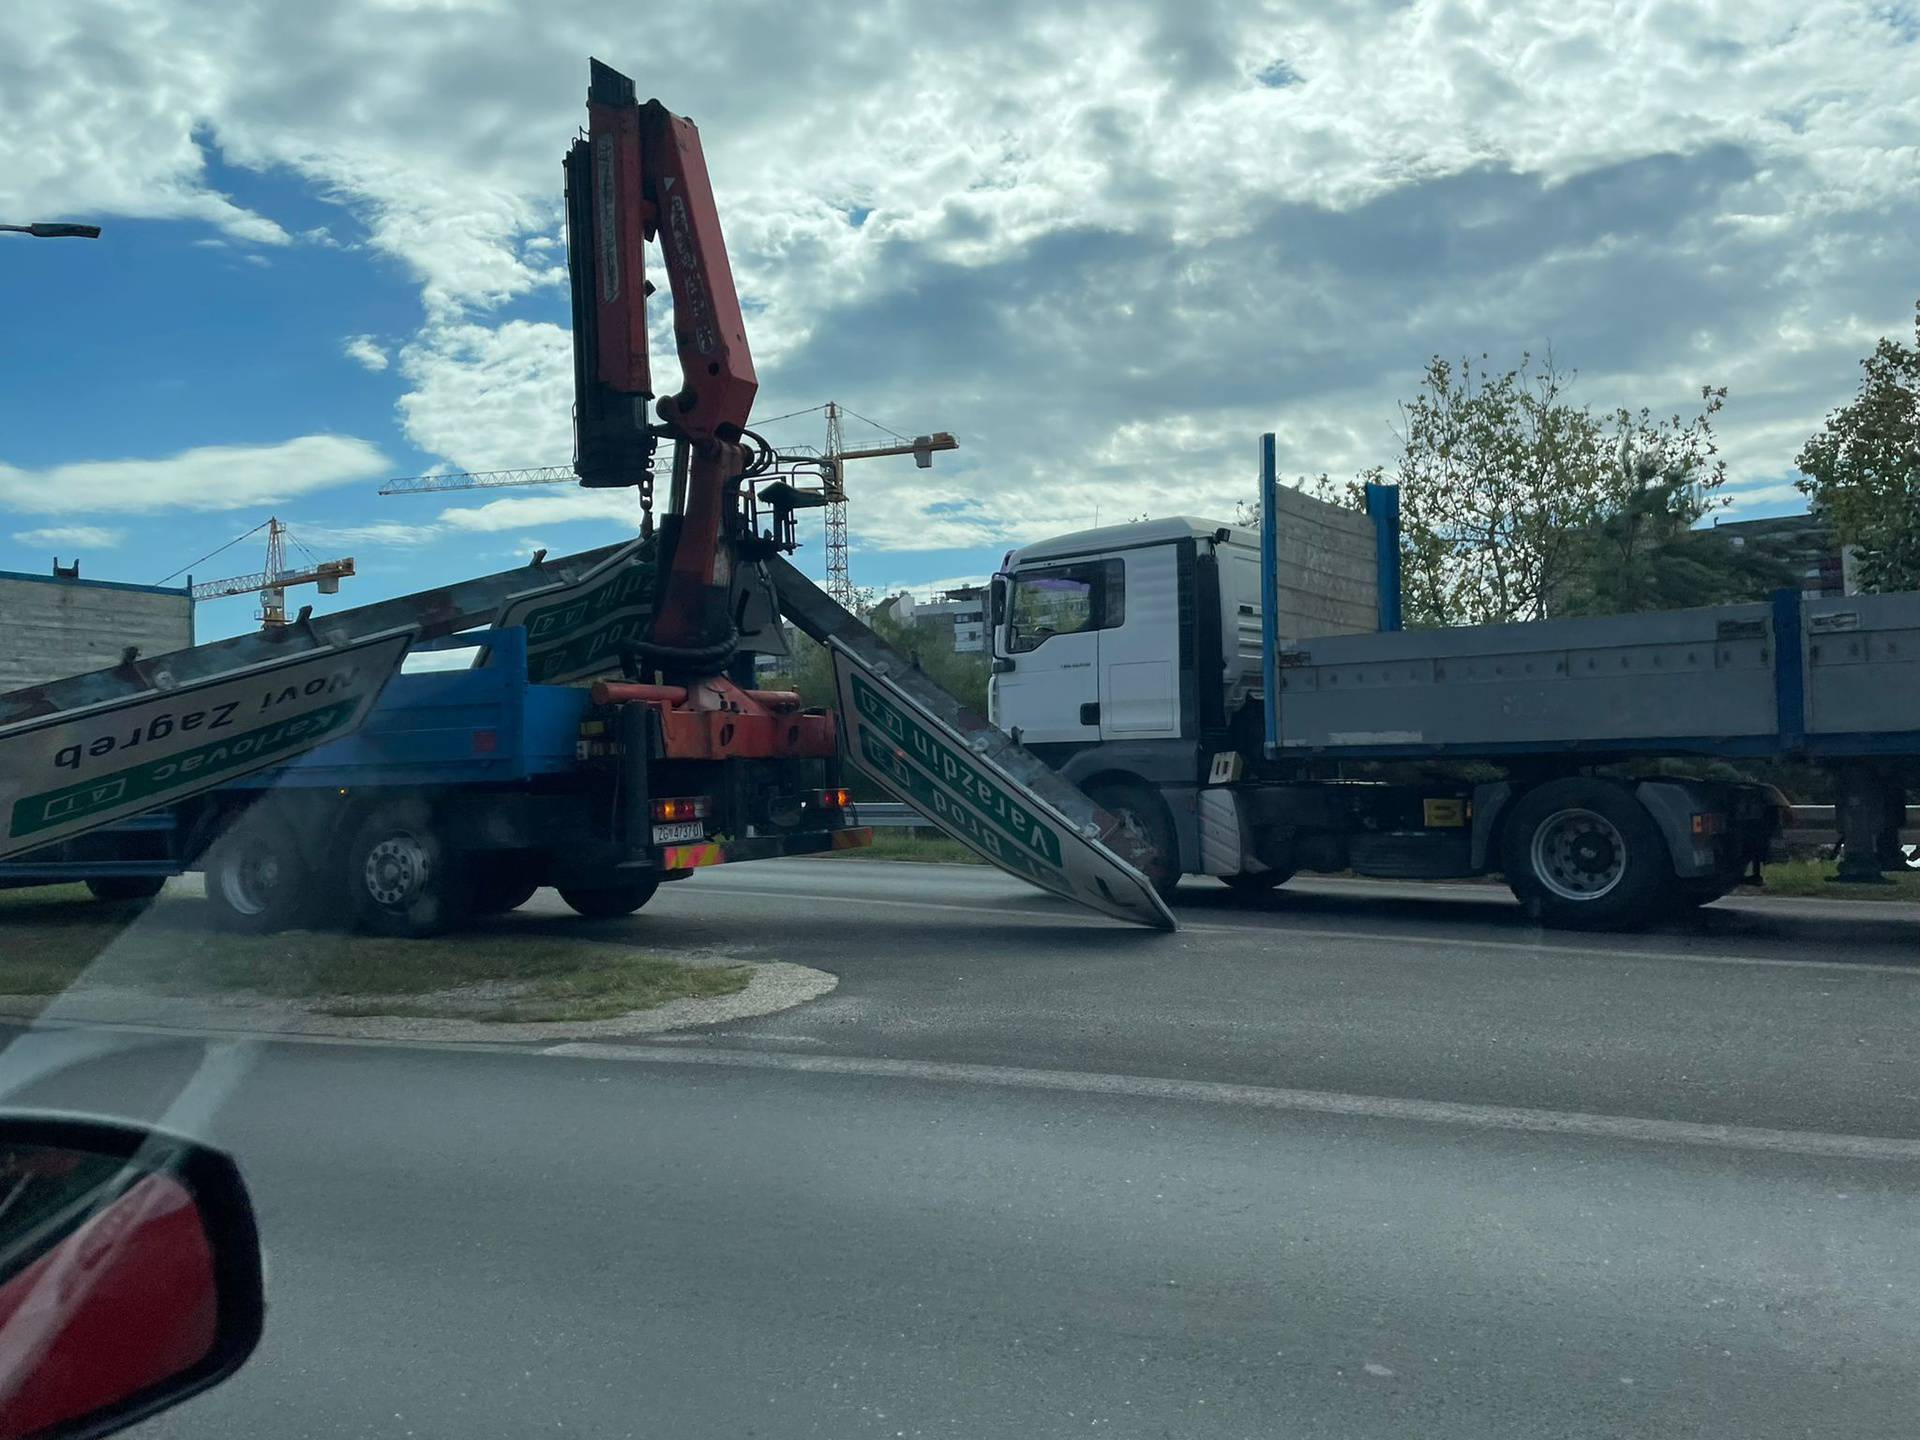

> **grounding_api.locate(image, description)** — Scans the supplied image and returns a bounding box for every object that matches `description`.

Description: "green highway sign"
[832,641,1174,930]
[486,539,654,684]
[0,630,413,861]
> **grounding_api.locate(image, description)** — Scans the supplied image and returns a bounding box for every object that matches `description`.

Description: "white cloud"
[0,435,391,514]
[1,0,1915,567]
[435,489,646,533]
[11,524,127,549]
[397,320,572,472]
[343,334,389,372]
[292,518,439,548]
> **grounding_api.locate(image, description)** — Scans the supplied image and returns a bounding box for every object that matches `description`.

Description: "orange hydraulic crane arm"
[566,59,758,662]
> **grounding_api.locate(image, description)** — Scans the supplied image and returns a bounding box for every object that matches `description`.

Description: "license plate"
[652,820,706,844]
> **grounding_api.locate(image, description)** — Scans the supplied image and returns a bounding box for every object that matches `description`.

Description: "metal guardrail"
[854,802,924,829]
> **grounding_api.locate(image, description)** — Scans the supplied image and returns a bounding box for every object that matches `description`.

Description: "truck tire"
[1086,780,1181,902]
[345,801,470,938]
[202,809,315,933]
[1220,868,1294,895]
[469,855,541,915]
[558,876,660,918]
[85,876,166,903]
[1502,778,1672,930]
[1669,875,1740,911]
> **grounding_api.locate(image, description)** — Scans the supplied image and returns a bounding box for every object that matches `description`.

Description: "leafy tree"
[1555,480,1802,616]
[1795,301,1920,593]
[1357,352,1732,625]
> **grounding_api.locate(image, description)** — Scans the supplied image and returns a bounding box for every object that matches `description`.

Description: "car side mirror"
[0,1113,264,1440]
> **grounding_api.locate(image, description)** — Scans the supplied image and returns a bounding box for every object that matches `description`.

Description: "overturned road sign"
[0,630,412,861]
[769,557,1173,931]
[0,541,631,860]
[483,538,654,685]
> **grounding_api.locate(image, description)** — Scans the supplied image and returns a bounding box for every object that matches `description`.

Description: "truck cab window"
[1007,560,1123,653]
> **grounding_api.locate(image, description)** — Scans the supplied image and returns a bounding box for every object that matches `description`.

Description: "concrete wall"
[0,571,195,694]
[1222,491,1381,718]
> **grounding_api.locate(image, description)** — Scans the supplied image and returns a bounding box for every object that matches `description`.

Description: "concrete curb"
[0,957,837,1046]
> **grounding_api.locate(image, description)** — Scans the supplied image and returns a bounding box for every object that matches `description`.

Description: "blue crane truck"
[0,626,869,936]
[0,62,1176,938]
[985,435,1919,929]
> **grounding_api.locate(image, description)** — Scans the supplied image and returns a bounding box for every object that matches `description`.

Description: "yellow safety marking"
[663,842,726,869]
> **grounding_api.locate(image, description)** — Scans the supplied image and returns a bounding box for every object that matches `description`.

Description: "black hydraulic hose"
[618,631,741,677]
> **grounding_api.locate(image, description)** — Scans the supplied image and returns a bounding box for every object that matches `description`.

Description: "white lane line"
[666,886,1920,976]
[541,1043,1920,1163]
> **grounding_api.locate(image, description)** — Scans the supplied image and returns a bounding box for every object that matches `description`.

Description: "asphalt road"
[5,861,1919,1438]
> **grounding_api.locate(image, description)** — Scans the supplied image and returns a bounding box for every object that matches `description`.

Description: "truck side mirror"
[0,1114,264,1439]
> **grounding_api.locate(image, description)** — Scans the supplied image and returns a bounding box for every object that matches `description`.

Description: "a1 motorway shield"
[484,539,652,684]
[831,641,1175,930]
[0,630,413,861]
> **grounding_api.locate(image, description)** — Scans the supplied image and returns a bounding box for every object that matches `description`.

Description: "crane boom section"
[567,61,757,487]
[639,99,757,442]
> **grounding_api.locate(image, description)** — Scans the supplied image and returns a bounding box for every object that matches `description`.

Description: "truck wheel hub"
[365,835,429,906]
[221,853,282,915]
[1531,808,1626,901]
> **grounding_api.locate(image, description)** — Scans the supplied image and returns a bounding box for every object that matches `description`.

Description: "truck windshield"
[1007,560,1121,653]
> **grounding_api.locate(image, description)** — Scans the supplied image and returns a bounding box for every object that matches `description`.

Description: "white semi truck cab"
[987,439,1919,929]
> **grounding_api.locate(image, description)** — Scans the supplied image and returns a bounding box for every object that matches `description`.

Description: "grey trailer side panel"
[1273,602,1779,751]
[1804,591,1920,737]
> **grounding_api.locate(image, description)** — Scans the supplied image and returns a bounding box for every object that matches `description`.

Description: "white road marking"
[669,882,1920,976]
[539,1043,1920,1163]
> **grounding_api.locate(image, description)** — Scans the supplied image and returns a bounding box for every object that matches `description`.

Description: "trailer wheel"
[1086,780,1181,902]
[84,876,166,903]
[558,877,660,918]
[1502,778,1671,930]
[202,810,314,933]
[345,802,470,938]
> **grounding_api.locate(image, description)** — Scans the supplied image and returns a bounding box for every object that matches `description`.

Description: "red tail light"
[652,797,711,822]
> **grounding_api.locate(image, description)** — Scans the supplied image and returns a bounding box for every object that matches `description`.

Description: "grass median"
[0,885,748,1022]
[1748,859,1920,902]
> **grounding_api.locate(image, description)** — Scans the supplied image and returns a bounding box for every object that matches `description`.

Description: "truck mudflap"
[768,557,1175,931]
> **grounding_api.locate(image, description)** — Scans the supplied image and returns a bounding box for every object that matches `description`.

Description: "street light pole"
[0,222,102,239]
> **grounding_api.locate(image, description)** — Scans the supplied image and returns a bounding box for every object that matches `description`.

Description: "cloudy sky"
[1,0,1915,640]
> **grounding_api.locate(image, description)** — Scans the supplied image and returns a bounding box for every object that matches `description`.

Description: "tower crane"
[174,518,355,627]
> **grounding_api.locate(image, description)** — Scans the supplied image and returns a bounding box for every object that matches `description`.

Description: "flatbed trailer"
[986,436,1918,928]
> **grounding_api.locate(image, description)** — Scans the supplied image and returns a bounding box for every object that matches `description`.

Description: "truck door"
[1096,545,1180,739]
[990,559,1116,744]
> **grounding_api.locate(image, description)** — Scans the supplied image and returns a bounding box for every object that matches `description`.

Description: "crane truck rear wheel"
[558,876,660,918]
[469,855,542,915]
[1668,875,1740,911]
[202,808,315,933]
[345,801,470,938]
[85,876,166,904]
[1086,780,1181,902]
[1502,778,1672,930]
